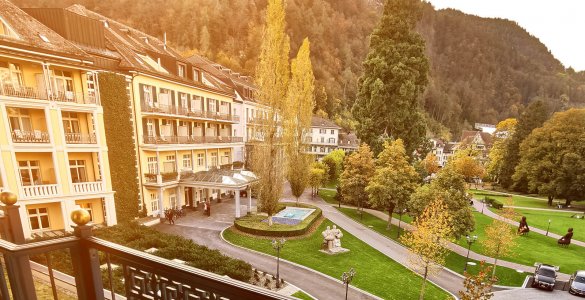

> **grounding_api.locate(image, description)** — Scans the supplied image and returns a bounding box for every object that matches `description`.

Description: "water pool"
[272,207,316,225]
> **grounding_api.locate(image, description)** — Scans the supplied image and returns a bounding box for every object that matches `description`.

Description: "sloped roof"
[0,0,88,60]
[339,132,359,148]
[311,116,341,129]
[460,130,493,146]
[180,169,258,189]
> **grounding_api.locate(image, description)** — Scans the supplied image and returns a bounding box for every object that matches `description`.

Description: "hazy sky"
[427,0,585,71]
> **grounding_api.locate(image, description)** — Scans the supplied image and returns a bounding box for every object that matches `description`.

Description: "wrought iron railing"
[0,192,293,300]
[143,135,244,145]
[11,130,50,143]
[0,84,48,100]
[65,132,97,144]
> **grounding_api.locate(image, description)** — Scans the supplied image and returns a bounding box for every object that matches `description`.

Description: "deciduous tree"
[308,167,325,197]
[339,144,375,216]
[459,261,497,300]
[483,205,517,279]
[514,109,585,206]
[401,197,453,300]
[321,149,345,183]
[486,118,517,184]
[451,150,485,184]
[422,152,439,175]
[353,0,429,155]
[366,140,419,230]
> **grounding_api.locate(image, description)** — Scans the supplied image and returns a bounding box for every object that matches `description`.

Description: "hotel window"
[7,107,32,133]
[146,119,155,137]
[319,129,326,134]
[177,63,186,78]
[143,85,154,106]
[69,160,87,183]
[320,137,324,143]
[208,99,216,112]
[18,160,42,186]
[62,112,80,134]
[86,73,97,102]
[179,93,189,109]
[28,208,50,231]
[51,70,74,99]
[193,68,199,82]
[150,193,159,212]
[169,194,177,208]
[191,95,202,112]
[163,155,176,172]
[147,157,158,174]
[0,62,24,88]
[221,151,230,165]
[210,152,218,168]
[328,138,335,144]
[183,154,192,169]
[331,130,335,134]
[80,203,93,221]
[197,153,204,167]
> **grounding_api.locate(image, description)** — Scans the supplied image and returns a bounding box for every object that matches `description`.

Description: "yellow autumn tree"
[401,197,453,300]
[422,152,440,175]
[285,38,315,202]
[252,0,290,220]
[483,202,517,279]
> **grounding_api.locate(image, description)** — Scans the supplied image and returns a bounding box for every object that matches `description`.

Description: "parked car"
[532,263,557,291]
[569,270,585,296]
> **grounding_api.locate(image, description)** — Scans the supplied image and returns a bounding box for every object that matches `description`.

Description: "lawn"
[323,179,338,189]
[223,220,451,300]
[469,189,585,211]
[318,189,337,205]
[291,290,313,299]
[492,208,585,243]
[456,212,585,275]
[337,207,526,287]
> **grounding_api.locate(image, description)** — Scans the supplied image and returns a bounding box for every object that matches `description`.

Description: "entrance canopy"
[180,169,258,190]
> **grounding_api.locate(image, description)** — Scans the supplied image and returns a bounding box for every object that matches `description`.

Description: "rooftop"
[311,116,341,129]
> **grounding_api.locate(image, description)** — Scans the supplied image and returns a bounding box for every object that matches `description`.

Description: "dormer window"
[192,68,200,82]
[102,20,109,28]
[0,18,18,39]
[177,63,186,78]
[39,34,50,43]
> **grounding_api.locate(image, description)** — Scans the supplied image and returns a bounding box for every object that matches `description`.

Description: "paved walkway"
[504,206,585,214]
[472,200,585,249]
[156,197,377,300]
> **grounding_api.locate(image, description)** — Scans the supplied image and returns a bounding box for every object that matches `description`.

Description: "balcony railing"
[143,135,244,145]
[0,204,293,300]
[22,184,59,198]
[141,102,239,122]
[142,102,176,114]
[0,84,48,100]
[65,132,97,144]
[11,130,50,143]
[72,181,104,194]
[51,91,97,104]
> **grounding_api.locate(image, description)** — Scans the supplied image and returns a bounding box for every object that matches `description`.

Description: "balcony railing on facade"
[143,135,244,145]
[65,132,97,144]
[11,130,50,143]
[0,84,97,105]
[141,102,239,122]
[0,199,293,300]
[22,184,59,199]
[72,181,104,194]
[144,172,179,184]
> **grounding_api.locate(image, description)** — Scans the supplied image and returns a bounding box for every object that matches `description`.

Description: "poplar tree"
[353,0,429,155]
[285,38,315,202]
[253,0,290,220]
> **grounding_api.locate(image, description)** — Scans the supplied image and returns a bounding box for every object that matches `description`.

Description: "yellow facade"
[130,74,242,217]
[0,55,117,238]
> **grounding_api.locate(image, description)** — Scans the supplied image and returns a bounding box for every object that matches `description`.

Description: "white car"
[569,271,585,297]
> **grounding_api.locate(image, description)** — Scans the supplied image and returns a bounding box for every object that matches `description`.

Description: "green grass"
[492,208,585,243]
[456,212,585,275]
[469,189,585,211]
[336,207,526,287]
[324,179,338,189]
[291,290,313,300]
[318,189,338,204]
[224,219,451,299]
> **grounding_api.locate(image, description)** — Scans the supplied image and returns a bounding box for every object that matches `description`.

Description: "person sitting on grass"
[558,228,573,246]
[518,216,530,235]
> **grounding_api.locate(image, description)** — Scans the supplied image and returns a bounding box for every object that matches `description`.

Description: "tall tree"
[499,100,549,190]
[401,197,453,300]
[451,150,485,184]
[252,0,290,220]
[321,149,345,183]
[308,167,325,197]
[409,165,474,238]
[483,206,517,279]
[486,118,517,184]
[339,144,375,216]
[366,139,419,230]
[353,0,429,155]
[514,109,585,206]
[285,38,315,202]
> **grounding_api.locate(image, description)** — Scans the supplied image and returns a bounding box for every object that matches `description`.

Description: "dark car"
[532,263,557,291]
[569,271,585,296]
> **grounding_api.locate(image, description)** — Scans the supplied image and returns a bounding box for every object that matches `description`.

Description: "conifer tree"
[252,0,290,220]
[285,38,315,202]
[353,0,429,155]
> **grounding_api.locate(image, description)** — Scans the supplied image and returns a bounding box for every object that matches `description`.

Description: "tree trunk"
[268,215,273,226]
[548,195,553,207]
[565,198,572,207]
[419,266,428,300]
[387,203,396,230]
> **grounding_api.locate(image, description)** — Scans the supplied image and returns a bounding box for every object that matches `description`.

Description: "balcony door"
[62,112,80,134]
[51,70,74,100]
[69,160,87,183]
[0,62,24,90]
[19,160,42,186]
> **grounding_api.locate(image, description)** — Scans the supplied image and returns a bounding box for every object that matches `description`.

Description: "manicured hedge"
[234,203,322,237]
[484,197,503,209]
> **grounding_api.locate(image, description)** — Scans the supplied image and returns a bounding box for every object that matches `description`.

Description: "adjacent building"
[307,116,359,160]
[0,1,116,238]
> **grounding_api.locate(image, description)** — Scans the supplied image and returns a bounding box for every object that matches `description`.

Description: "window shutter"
[139,84,145,103]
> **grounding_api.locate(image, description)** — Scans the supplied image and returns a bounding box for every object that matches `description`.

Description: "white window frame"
[177,63,186,78]
[147,157,158,174]
[62,111,80,134]
[19,160,42,186]
[69,160,87,183]
[28,207,50,231]
[197,153,204,167]
[150,193,159,212]
[183,154,192,169]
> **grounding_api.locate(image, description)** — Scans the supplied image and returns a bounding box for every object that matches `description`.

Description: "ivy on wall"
[99,73,140,222]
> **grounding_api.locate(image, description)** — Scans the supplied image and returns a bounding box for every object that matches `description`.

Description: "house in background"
[459,130,493,162]
[0,0,116,238]
[307,116,341,160]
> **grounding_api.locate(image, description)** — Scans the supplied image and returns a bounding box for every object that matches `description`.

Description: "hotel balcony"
[51,90,97,105]
[0,84,48,100]
[72,181,104,194]
[65,132,97,144]
[141,101,239,123]
[143,135,243,145]
[7,107,51,144]
[11,130,50,143]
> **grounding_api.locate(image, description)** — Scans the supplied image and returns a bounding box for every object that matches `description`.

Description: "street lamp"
[271,238,286,288]
[463,235,478,273]
[397,208,407,238]
[341,267,356,300]
[546,219,551,236]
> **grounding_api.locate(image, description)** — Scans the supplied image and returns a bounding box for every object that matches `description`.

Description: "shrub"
[234,203,322,237]
[491,200,504,209]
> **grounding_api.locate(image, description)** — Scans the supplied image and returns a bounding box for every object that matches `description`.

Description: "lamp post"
[341,267,356,300]
[397,208,407,238]
[481,197,486,214]
[463,235,478,273]
[546,219,551,236]
[271,238,285,288]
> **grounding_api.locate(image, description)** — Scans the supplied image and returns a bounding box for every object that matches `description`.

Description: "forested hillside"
[14,0,585,137]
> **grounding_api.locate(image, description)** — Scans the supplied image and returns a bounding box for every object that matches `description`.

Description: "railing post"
[0,191,38,300]
[70,208,104,300]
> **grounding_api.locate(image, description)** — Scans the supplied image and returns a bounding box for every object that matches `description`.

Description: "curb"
[219,228,384,300]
